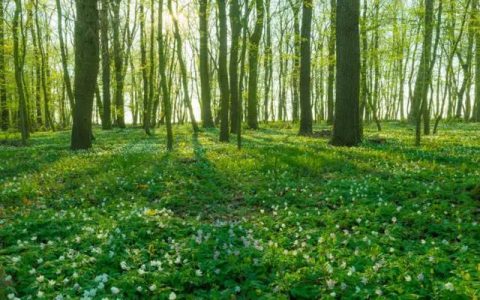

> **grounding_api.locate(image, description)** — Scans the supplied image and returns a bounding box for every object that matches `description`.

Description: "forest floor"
[0,122,479,299]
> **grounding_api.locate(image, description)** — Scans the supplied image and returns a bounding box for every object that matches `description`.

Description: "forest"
[0,0,479,299]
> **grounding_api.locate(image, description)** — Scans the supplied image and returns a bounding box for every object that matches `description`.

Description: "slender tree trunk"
[112,0,125,128]
[100,0,112,129]
[55,0,75,114]
[218,0,230,141]
[247,0,264,129]
[229,0,241,133]
[71,0,100,150]
[29,3,42,129]
[0,0,7,131]
[168,0,199,133]
[474,0,480,121]
[327,0,336,125]
[237,2,250,148]
[13,0,29,143]
[140,1,151,135]
[148,0,156,128]
[264,0,272,123]
[35,1,54,130]
[290,0,300,122]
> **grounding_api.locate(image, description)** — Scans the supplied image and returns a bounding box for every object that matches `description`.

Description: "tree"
[474,0,480,121]
[299,0,313,136]
[247,0,264,129]
[199,0,214,128]
[327,0,336,125]
[13,0,29,143]
[100,0,112,130]
[35,0,54,131]
[412,0,435,145]
[168,0,199,133]
[55,0,75,115]
[217,0,229,141]
[158,0,173,150]
[71,0,100,150]
[332,0,361,146]
[229,0,241,133]
[289,0,300,122]
[263,0,273,122]
[140,0,151,135]
[0,0,8,131]
[112,0,126,128]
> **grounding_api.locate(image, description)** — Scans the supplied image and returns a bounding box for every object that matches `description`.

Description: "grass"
[0,122,479,299]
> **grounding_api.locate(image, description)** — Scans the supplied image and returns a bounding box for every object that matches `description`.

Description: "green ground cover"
[0,122,479,299]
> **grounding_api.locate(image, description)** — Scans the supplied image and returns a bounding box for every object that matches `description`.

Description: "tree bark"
[217,0,230,141]
[71,0,100,150]
[13,0,29,143]
[247,0,264,129]
[199,0,214,128]
[299,0,313,135]
[327,0,336,125]
[0,0,7,131]
[229,0,241,133]
[100,0,112,129]
[332,0,361,146]
[55,0,75,115]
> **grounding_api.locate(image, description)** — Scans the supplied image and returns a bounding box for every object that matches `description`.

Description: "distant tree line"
[0,0,478,149]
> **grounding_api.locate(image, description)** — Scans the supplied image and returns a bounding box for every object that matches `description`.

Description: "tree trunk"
[327,0,336,125]
[247,0,264,129]
[199,0,214,128]
[299,0,313,135]
[229,0,241,133]
[13,0,29,143]
[168,0,199,133]
[71,0,100,150]
[218,0,230,142]
[0,0,7,131]
[112,0,126,128]
[412,0,435,145]
[55,0,75,115]
[290,0,300,122]
[140,1,151,135]
[474,0,480,121]
[100,0,112,130]
[332,0,361,146]
[264,0,272,123]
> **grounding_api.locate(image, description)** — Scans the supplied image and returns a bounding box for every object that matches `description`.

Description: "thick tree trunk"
[332,0,361,146]
[199,0,214,128]
[412,0,435,145]
[71,0,100,150]
[299,0,313,135]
